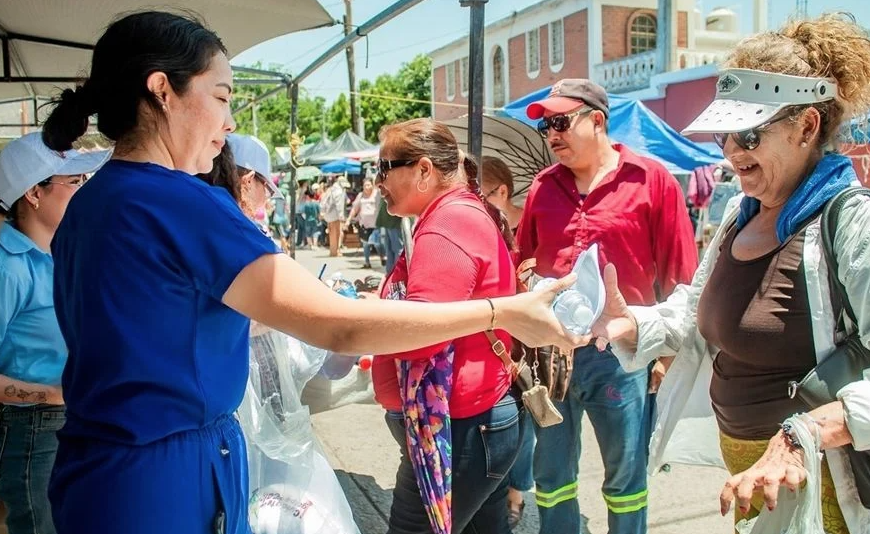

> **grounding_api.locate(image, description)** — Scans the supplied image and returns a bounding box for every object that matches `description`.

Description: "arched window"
[629,14,657,55]
[492,46,505,108]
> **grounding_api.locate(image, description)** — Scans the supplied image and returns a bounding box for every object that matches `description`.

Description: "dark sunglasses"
[537,108,593,137]
[713,113,792,151]
[376,158,417,182]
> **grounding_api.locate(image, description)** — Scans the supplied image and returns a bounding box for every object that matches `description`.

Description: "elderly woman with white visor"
[586,14,870,534]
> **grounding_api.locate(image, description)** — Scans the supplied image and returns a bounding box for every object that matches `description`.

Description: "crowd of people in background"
[2,8,870,534]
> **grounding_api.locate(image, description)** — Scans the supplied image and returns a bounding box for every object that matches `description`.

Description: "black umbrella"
[444,114,555,200]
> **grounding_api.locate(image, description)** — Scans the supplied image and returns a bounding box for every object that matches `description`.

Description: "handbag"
[787,186,870,508]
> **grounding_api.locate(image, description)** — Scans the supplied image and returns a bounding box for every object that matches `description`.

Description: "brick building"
[429,0,750,121]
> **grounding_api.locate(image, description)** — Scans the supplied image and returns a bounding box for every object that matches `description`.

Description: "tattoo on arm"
[4,385,48,403]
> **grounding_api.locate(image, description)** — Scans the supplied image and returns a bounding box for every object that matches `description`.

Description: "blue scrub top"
[52,160,278,445]
[0,223,67,386]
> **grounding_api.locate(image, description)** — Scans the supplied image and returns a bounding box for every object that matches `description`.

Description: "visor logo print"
[717,73,741,95]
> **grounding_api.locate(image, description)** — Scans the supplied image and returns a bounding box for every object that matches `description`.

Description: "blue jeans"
[294,214,306,246]
[380,227,404,273]
[507,411,535,491]
[0,404,65,534]
[385,390,526,534]
[533,346,651,534]
[359,227,383,266]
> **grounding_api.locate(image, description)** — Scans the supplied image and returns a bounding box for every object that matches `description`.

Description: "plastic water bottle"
[553,291,595,335]
[534,278,596,335]
[318,274,360,379]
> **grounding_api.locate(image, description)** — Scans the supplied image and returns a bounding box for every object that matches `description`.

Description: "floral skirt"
[719,431,847,534]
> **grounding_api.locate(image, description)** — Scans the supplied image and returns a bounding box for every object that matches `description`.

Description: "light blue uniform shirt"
[0,222,66,385]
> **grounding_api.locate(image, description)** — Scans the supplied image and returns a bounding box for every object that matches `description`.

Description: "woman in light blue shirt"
[0,132,108,534]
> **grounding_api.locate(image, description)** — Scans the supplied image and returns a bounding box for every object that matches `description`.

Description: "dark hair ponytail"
[41,11,226,152]
[42,85,96,151]
[462,153,516,252]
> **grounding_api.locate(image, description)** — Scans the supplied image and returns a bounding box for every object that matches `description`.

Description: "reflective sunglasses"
[713,113,792,151]
[537,108,593,137]
[376,158,417,182]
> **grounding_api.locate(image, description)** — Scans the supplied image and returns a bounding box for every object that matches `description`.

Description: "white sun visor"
[682,68,838,135]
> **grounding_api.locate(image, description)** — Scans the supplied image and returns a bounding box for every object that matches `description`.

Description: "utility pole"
[344,0,360,135]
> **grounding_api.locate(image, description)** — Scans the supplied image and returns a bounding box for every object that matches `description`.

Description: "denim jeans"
[533,346,652,534]
[506,411,535,491]
[294,214,307,246]
[385,390,525,534]
[359,227,382,266]
[0,404,65,534]
[380,227,404,273]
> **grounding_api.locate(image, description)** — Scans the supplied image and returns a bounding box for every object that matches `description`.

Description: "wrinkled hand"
[582,264,639,351]
[720,432,806,516]
[499,273,583,352]
[648,356,674,394]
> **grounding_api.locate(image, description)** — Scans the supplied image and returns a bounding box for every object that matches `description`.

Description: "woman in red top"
[374,118,522,534]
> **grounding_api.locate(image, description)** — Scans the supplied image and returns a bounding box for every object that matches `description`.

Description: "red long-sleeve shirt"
[373,187,516,418]
[515,144,698,305]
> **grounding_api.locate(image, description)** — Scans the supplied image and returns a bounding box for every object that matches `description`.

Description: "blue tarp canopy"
[320,158,362,174]
[499,86,723,173]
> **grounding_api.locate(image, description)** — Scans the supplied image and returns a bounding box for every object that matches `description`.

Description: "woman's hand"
[719,431,806,516]
[496,273,583,352]
[585,264,640,352]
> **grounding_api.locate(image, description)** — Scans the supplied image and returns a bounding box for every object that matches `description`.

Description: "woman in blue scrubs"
[0,133,108,534]
[39,11,579,534]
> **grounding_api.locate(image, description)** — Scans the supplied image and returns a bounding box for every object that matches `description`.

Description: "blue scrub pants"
[48,414,250,534]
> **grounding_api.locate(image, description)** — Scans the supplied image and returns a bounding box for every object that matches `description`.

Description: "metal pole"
[461,0,487,171]
[288,82,300,259]
[295,0,425,85]
[656,0,673,74]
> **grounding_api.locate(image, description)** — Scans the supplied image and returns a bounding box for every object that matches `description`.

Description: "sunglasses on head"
[376,158,417,182]
[712,111,796,151]
[537,108,593,137]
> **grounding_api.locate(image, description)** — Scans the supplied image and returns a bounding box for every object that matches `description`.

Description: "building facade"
[429,0,750,121]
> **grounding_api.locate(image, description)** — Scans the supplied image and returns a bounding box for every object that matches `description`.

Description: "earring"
[800,140,808,148]
[416,180,429,193]
[34,202,39,211]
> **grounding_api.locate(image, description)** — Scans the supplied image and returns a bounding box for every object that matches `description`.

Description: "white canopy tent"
[0,0,334,101]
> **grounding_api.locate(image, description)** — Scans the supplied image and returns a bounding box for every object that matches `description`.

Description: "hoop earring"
[416,180,429,193]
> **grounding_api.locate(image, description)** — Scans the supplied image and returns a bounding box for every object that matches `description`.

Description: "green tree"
[232,62,329,155]
[358,54,432,142]
[327,93,353,139]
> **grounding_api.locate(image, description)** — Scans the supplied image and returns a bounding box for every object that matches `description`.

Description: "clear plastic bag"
[238,329,360,534]
[533,243,606,335]
[738,416,824,534]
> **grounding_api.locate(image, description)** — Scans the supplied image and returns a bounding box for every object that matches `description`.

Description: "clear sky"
[233,0,870,104]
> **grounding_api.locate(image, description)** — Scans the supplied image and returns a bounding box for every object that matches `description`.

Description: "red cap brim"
[526,96,587,120]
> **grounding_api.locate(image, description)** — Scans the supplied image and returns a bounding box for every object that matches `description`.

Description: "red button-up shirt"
[515,144,698,305]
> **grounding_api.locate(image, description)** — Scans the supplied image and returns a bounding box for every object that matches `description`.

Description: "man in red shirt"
[516,79,697,534]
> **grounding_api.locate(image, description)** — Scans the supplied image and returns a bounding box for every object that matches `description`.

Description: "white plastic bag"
[239,329,360,534]
[533,243,606,335]
[740,416,824,534]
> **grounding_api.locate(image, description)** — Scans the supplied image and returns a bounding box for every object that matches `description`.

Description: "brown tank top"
[697,224,817,440]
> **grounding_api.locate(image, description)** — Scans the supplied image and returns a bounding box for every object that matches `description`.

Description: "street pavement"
[294,245,734,534]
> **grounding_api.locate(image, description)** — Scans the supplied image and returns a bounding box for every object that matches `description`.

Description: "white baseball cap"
[0,132,111,210]
[227,133,280,198]
[682,68,838,135]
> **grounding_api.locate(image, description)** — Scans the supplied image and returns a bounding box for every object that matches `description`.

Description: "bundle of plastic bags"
[737,415,824,534]
[237,327,361,534]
